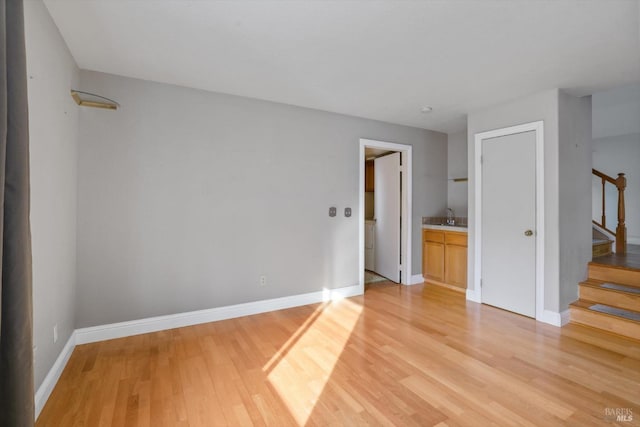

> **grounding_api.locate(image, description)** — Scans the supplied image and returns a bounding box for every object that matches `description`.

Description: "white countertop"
[422,224,468,232]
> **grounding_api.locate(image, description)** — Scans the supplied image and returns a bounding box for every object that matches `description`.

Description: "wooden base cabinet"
[422,229,467,290]
[445,244,467,288]
[424,241,445,282]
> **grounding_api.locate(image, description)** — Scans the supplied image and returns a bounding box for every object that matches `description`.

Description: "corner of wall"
[25,0,81,394]
[557,92,592,309]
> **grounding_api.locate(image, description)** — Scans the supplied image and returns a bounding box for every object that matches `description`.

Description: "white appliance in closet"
[365,219,375,270]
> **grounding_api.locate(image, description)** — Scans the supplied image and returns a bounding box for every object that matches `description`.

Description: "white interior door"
[481,131,536,317]
[374,152,401,282]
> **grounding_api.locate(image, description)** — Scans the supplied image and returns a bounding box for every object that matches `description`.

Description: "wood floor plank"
[37,283,640,426]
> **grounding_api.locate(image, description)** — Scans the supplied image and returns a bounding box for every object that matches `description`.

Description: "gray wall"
[25,0,79,390]
[447,129,468,217]
[468,89,561,313]
[592,83,640,140]
[592,135,640,244]
[558,92,592,309]
[76,71,447,327]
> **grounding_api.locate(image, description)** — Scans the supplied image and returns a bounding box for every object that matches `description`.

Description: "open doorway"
[358,139,412,292]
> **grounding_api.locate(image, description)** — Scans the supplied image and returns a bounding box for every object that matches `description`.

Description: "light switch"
[345,207,352,217]
[329,207,337,217]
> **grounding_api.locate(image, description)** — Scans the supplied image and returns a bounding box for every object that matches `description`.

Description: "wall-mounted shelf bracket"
[70,90,119,110]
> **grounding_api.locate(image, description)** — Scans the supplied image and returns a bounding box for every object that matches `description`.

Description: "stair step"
[592,227,612,241]
[588,262,640,287]
[570,300,640,341]
[592,239,613,258]
[579,280,640,312]
[592,239,612,245]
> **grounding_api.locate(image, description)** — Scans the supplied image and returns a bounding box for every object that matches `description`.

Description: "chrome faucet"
[446,208,455,225]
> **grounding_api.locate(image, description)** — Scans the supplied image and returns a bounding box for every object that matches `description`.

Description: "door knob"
[524,230,533,236]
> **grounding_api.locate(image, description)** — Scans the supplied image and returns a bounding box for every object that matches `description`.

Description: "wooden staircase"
[592,227,613,257]
[570,262,640,341]
[592,240,613,258]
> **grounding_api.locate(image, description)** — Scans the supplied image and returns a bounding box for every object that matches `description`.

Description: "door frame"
[473,121,545,321]
[359,139,412,291]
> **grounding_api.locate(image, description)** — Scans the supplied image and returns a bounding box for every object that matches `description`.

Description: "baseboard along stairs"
[570,262,640,341]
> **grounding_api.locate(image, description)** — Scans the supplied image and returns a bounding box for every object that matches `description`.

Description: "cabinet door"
[424,241,445,282]
[445,244,467,288]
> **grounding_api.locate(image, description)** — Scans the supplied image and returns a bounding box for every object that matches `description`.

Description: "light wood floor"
[37,283,640,426]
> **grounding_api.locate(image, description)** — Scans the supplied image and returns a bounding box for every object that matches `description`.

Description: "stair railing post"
[601,177,606,228]
[615,173,627,254]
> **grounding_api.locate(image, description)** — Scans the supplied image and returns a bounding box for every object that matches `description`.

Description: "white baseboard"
[35,332,76,418]
[322,284,363,301]
[75,284,362,345]
[409,274,425,285]
[538,309,566,327]
[464,292,567,327]
[466,288,481,303]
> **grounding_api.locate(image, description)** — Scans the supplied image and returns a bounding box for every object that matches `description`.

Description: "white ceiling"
[44,0,640,133]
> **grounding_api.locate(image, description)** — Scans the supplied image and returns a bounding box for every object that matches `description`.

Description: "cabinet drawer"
[423,230,445,243]
[445,232,467,246]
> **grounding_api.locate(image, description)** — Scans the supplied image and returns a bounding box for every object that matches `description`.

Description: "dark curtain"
[0,0,35,425]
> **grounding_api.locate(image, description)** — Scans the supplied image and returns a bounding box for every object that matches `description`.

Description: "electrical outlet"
[260,275,267,286]
[53,324,58,344]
